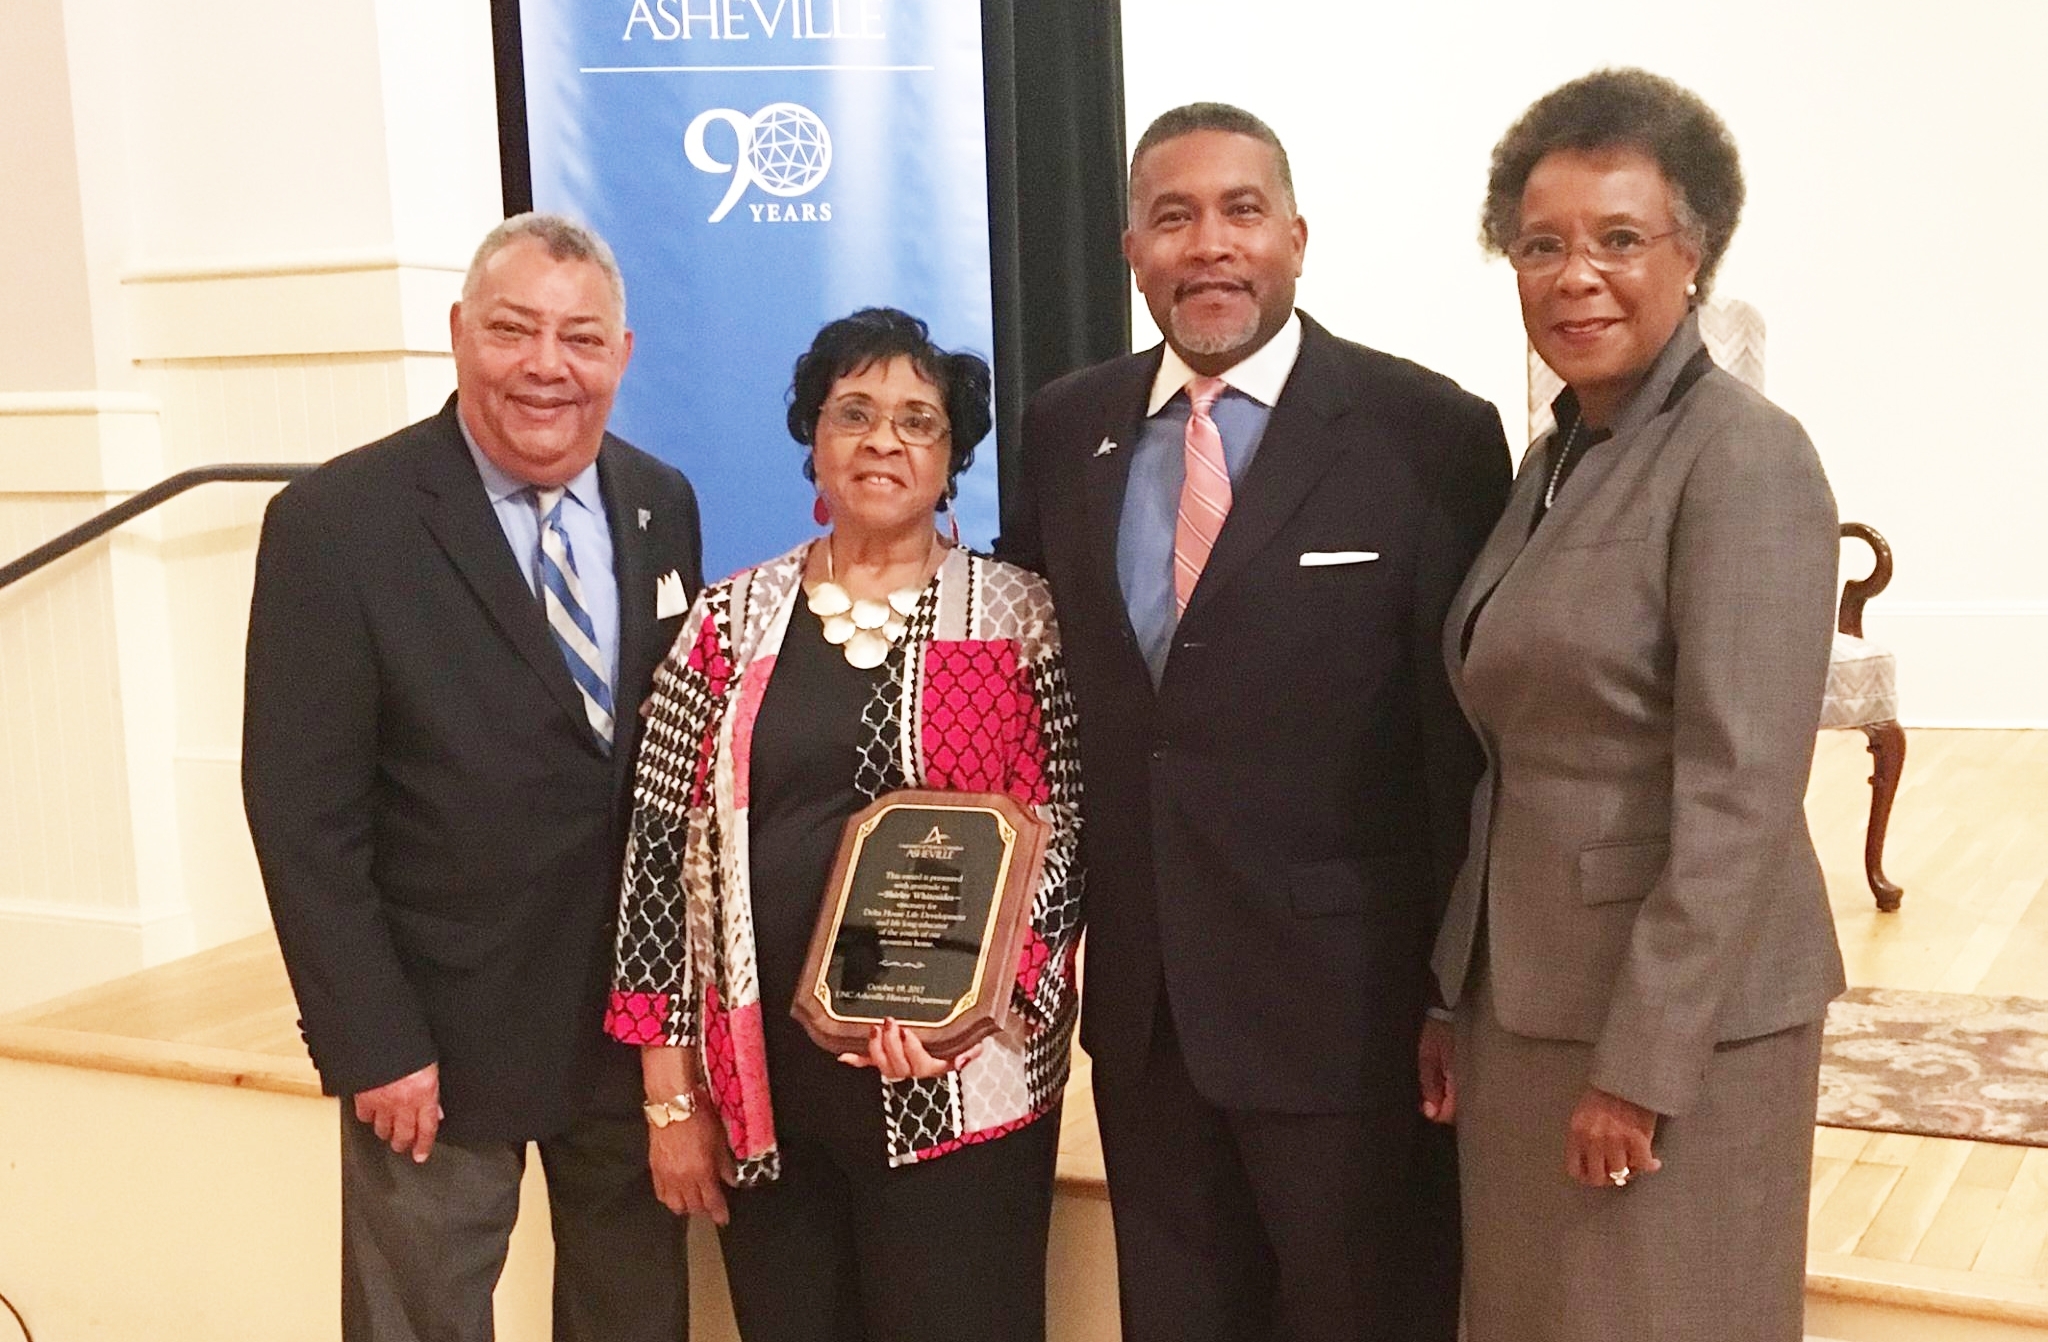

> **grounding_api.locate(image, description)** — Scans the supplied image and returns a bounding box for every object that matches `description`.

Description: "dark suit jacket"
[1003,314,1511,1112]
[242,397,702,1141]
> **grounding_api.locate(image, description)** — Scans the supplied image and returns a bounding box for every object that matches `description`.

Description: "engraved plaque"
[793,789,1048,1059]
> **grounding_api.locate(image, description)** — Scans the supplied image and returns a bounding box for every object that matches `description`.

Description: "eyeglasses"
[1506,228,1683,275]
[821,398,950,448]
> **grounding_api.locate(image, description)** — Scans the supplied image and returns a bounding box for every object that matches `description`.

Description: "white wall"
[0,0,497,1011]
[0,1054,1121,1342]
[1119,1,2048,726]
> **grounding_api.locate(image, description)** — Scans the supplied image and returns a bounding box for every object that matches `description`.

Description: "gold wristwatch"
[642,1090,704,1127]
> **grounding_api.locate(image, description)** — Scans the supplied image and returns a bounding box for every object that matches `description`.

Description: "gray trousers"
[340,1103,688,1342]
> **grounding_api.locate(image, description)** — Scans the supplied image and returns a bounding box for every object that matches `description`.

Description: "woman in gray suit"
[1419,69,1845,1341]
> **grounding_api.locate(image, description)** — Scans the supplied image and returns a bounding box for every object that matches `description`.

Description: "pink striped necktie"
[1173,376,1231,615]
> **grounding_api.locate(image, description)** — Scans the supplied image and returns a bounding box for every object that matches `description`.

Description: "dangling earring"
[813,494,830,527]
[941,494,960,545]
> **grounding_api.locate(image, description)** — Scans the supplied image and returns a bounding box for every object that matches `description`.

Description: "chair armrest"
[1839,522,1893,638]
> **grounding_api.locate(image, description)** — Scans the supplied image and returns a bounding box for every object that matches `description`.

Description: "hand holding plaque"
[793,789,1049,1059]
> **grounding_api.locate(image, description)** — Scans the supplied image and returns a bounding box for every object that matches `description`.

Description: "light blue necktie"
[534,487,615,750]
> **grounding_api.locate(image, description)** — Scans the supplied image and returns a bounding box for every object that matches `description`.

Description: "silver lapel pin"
[1093,438,1118,458]
[637,508,651,530]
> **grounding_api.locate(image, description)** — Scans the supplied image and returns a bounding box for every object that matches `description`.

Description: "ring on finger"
[1608,1166,1632,1187]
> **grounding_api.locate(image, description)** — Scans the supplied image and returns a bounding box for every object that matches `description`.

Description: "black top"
[746,596,890,1140]
[1533,344,1717,530]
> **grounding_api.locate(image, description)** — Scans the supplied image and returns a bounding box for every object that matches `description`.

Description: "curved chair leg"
[1859,719,1906,911]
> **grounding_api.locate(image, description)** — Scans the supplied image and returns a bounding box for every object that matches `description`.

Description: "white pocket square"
[1298,550,1379,567]
[655,570,689,619]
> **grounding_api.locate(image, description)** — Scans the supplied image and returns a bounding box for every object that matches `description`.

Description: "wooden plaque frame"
[793,789,1049,1059]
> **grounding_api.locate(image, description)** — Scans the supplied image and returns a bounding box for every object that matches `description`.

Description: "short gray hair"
[1128,102,1296,220]
[462,212,627,323]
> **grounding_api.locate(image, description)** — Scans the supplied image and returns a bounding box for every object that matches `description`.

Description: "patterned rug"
[1818,987,2048,1146]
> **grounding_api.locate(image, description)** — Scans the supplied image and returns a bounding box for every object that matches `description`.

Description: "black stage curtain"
[983,0,1131,542]
[490,0,533,216]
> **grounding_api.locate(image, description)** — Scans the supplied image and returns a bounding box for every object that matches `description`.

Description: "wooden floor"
[0,925,316,1096]
[6,728,2048,1315]
[1803,728,2048,1323]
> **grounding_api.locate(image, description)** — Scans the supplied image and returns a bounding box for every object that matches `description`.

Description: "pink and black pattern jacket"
[606,541,1083,1181]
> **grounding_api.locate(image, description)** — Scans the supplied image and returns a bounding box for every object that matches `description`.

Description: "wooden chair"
[1530,302,1907,911]
[1825,523,1905,910]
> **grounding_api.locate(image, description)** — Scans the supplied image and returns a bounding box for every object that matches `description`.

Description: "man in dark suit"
[242,214,702,1342]
[1001,104,1512,1341]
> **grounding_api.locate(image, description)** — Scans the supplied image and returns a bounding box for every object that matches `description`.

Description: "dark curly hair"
[787,307,993,503]
[1481,68,1745,298]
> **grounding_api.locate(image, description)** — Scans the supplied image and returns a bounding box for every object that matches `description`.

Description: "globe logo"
[685,102,834,223]
[747,105,832,197]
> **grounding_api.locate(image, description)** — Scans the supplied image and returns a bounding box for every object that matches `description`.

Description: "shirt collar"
[1146,311,1303,416]
[1547,308,1708,442]
[458,402,604,516]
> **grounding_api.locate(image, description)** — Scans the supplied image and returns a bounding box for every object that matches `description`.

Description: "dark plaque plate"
[793,789,1048,1059]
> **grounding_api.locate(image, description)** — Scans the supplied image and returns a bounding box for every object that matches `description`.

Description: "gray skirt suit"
[1432,314,1847,1341]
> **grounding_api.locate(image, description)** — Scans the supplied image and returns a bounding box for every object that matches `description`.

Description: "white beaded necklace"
[803,534,935,669]
[1543,419,1587,509]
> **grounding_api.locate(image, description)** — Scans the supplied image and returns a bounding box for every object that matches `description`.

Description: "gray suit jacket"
[1431,314,1846,1117]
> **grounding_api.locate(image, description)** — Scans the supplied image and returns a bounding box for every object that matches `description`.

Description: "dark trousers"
[1090,1016,1460,1342]
[715,1106,1061,1342]
[339,1099,688,1342]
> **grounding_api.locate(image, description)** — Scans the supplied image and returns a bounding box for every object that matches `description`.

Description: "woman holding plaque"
[605,307,1083,1342]
[1419,70,1842,1341]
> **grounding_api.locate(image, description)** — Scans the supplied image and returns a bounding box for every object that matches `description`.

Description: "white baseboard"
[1864,602,2048,728]
[0,901,194,1015]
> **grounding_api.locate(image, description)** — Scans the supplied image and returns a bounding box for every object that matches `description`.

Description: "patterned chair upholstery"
[1529,298,1906,911]
[1821,633,1898,730]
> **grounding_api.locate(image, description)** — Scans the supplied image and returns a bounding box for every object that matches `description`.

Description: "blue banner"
[519,0,998,580]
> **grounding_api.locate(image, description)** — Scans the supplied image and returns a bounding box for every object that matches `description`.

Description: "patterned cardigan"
[605,541,1083,1180]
